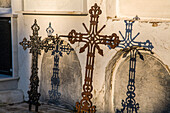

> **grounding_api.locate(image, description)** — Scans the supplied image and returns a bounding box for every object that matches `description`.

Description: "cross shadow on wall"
[45,23,74,109]
[48,39,73,105]
[116,47,143,113]
[108,20,154,113]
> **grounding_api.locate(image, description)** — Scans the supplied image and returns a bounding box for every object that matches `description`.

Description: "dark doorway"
[0,17,12,76]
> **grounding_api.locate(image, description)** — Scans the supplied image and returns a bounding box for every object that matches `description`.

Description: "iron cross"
[19,19,54,112]
[114,20,154,113]
[46,23,74,104]
[67,3,120,113]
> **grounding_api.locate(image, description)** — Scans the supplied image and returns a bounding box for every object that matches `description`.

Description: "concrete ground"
[0,102,74,113]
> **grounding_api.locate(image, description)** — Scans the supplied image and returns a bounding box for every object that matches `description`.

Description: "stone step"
[0,89,24,104]
[0,77,19,90]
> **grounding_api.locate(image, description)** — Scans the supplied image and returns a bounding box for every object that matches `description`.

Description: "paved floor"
[0,102,74,113]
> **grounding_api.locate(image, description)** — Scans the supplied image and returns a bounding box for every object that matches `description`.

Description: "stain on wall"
[0,0,11,8]
[105,50,124,112]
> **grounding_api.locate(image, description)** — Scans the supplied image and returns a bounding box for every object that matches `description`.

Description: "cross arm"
[19,37,31,50]
[97,33,120,49]
[93,33,120,56]
[68,30,89,44]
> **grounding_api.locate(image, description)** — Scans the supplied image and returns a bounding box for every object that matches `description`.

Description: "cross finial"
[89,3,102,17]
[68,4,119,56]
[46,22,54,37]
[31,19,40,36]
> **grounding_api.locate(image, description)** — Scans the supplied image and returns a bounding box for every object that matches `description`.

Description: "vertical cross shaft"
[46,23,73,104]
[67,4,120,113]
[29,49,40,112]
[19,19,54,112]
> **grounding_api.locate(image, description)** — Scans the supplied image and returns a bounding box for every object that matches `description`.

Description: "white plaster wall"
[119,0,170,19]
[106,0,170,19]
[11,0,22,13]
[24,0,83,12]
[17,0,170,112]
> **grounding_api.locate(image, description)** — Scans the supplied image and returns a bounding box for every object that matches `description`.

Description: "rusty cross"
[67,3,120,113]
[19,19,54,112]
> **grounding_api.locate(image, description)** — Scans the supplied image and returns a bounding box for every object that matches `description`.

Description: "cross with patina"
[19,19,54,112]
[67,3,120,113]
[46,23,74,104]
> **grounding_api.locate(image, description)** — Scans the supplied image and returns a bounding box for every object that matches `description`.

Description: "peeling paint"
[150,22,159,27]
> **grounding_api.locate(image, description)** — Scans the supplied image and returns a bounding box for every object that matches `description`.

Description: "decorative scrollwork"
[31,19,40,36]
[89,3,102,17]
[19,19,55,112]
[66,3,120,113]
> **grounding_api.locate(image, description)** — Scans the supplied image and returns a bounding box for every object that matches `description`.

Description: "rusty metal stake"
[63,3,120,113]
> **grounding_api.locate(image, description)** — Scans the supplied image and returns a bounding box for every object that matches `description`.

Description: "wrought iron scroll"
[46,23,74,104]
[61,3,120,113]
[112,20,154,113]
[19,19,54,112]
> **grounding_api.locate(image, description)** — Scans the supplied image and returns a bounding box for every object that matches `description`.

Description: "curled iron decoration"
[19,19,55,112]
[66,3,120,113]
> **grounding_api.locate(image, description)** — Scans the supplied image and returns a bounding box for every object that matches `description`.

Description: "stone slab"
[0,89,24,104]
[0,77,19,91]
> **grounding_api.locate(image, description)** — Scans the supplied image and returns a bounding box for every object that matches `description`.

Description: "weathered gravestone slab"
[114,53,170,113]
[40,41,82,108]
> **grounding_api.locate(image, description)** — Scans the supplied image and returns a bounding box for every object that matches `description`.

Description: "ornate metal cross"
[19,19,54,112]
[114,20,154,113]
[46,23,74,104]
[67,3,120,113]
